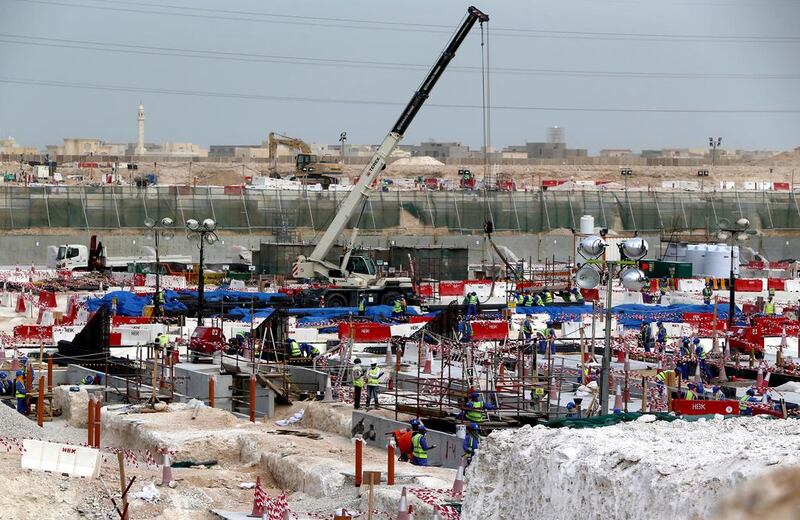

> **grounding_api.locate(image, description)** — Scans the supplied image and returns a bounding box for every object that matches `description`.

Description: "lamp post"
[709,137,722,166]
[144,217,174,318]
[717,218,755,327]
[186,218,218,326]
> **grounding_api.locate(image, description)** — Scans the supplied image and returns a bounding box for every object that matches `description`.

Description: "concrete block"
[52,385,89,427]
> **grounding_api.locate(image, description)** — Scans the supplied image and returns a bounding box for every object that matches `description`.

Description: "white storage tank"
[702,243,739,278]
[579,215,594,234]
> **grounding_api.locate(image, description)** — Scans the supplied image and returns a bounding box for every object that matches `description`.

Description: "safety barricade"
[338,323,392,342]
[672,399,739,416]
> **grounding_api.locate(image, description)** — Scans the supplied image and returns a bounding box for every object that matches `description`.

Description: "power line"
[2,76,799,113]
[2,34,799,80]
[11,0,800,43]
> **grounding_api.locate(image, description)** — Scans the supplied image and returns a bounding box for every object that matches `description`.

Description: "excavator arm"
[268,132,313,173]
[293,6,489,282]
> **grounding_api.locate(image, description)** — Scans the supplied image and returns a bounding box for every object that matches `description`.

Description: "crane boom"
[294,6,488,281]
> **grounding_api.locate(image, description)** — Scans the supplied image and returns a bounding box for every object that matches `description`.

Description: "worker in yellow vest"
[765,297,776,315]
[351,358,365,409]
[365,361,384,409]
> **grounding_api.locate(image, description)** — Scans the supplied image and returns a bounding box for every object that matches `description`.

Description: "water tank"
[684,245,706,276]
[703,244,739,278]
[579,215,594,235]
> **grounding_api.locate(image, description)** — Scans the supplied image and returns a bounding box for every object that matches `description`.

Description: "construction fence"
[1,185,800,233]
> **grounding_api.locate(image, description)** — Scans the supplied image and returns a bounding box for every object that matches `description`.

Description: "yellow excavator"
[267,132,343,188]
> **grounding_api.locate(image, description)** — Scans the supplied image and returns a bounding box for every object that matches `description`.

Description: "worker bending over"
[462,391,495,424]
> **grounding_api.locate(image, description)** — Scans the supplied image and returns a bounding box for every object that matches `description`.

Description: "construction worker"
[391,427,414,462]
[365,361,384,409]
[538,322,556,355]
[392,297,405,318]
[79,374,94,385]
[156,289,165,309]
[710,385,723,400]
[301,343,321,358]
[565,401,579,418]
[288,338,302,358]
[157,332,169,350]
[684,382,698,400]
[351,358,365,409]
[507,293,517,314]
[768,287,776,300]
[571,287,584,303]
[532,292,545,307]
[680,337,693,358]
[14,370,26,414]
[358,294,367,316]
[522,314,535,343]
[656,322,668,353]
[542,289,554,305]
[640,322,654,353]
[463,391,495,424]
[462,422,480,466]
[655,369,676,394]
[517,290,527,306]
[659,277,669,295]
[739,388,758,415]
[702,283,713,305]
[466,292,479,318]
[765,297,776,316]
[411,425,436,466]
[0,372,12,406]
[459,318,473,342]
[695,338,712,380]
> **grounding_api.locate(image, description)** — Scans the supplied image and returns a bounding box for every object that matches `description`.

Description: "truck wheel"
[381,291,401,306]
[325,293,348,308]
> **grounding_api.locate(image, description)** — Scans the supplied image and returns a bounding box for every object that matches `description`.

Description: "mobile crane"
[267,132,343,188]
[292,6,489,308]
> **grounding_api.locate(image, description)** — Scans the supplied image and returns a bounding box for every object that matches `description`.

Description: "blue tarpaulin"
[175,290,286,303]
[84,290,187,316]
[226,307,276,322]
[289,305,427,325]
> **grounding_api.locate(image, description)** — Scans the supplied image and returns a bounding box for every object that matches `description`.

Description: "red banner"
[767,278,785,291]
[672,399,739,415]
[417,284,434,297]
[338,323,392,342]
[470,320,509,341]
[112,316,152,326]
[752,316,800,337]
[408,316,434,324]
[774,182,790,191]
[439,281,465,297]
[682,312,727,335]
[13,325,53,341]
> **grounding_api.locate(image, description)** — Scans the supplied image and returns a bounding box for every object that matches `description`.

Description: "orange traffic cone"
[159,453,174,487]
[762,371,771,392]
[756,368,764,389]
[15,294,25,314]
[396,486,410,520]
[451,461,465,498]
[249,476,265,517]
[423,349,433,375]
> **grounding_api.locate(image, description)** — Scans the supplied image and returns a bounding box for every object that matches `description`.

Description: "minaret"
[135,102,145,155]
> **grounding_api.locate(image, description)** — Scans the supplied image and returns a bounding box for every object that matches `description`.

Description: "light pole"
[186,218,218,326]
[709,137,722,166]
[339,132,347,166]
[620,168,633,191]
[144,217,175,318]
[717,217,756,327]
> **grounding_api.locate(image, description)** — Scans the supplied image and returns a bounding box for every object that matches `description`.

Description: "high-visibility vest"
[523,320,534,334]
[655,370,674,382]
[393,300,403,313]
[533,295,544,306]
[739,394,752,410]
[352,368,365,388]
[310,346,321,357]
[367,367,381,386]
[765,301,775,315]
[15,379,25,399]
[696,347,706,360]
[358,298,365,312]
[508,299,517,310]
[158,334,169,348]
[543,291,553,304]
[524,295,534,306]
[464,401,485,423]
[157,292,165,304]
[702,287,712,298]
[412,433,428,460]
[468,294,479,305]
[517,294,525,305]
[685,390,696,400]
[290,340,301,357]
[573,291,584,302]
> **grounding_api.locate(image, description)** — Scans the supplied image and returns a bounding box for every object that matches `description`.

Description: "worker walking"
[462,422,480,466]
[365,361,384,409]
[14,370,26,415]
[410,425,436,466]
[656,321,668,353]
[702,283,713,305]
[351,358,365,409]
[640,322,653,353]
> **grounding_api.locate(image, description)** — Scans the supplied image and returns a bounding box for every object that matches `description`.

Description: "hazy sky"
[1,0,799,153]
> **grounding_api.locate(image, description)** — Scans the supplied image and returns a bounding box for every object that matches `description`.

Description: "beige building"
[0,137,38,155]
[599,149,635,158]
[47,138,126,156]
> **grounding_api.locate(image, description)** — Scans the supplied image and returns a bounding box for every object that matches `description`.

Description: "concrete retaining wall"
[352,411,464,469]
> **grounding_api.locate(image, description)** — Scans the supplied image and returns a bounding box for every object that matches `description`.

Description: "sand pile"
[461,416,800,520]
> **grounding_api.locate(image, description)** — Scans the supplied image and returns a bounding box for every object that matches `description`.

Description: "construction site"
[3,2,800,520]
